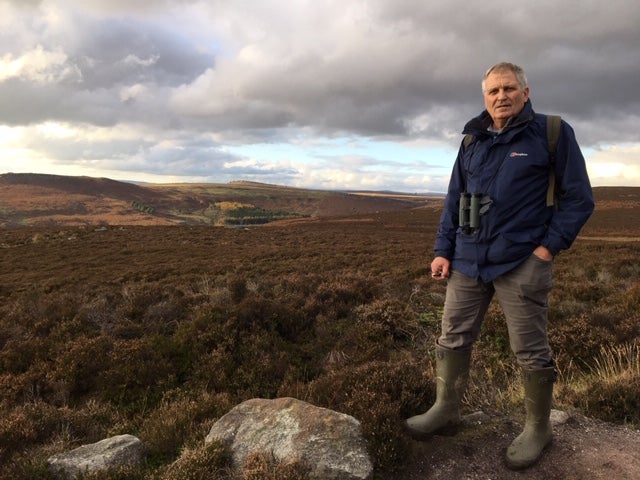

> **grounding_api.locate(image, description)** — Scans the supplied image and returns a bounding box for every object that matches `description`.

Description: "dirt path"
[390,411,640,479]
[580,236,640,242]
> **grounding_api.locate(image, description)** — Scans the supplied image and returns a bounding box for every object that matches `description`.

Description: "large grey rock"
[205,397,373,480]
[48,434,144,479]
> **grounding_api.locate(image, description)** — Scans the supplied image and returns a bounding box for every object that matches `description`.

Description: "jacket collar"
[463,100,535,137]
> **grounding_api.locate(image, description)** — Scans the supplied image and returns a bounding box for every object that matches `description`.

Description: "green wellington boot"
[505,366,557,470]
[405,346,471,440]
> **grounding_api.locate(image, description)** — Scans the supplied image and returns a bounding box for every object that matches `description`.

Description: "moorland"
[0,173,639,479]
[0,172,435,227]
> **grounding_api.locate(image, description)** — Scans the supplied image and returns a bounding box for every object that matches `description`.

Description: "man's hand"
[430,256,451,280]
[533,245,554,261]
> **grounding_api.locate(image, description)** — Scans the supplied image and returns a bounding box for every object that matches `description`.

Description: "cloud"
[167,0,640,147]
[0,45,81,83]
[0,0,639,190]
[587,144,640,187]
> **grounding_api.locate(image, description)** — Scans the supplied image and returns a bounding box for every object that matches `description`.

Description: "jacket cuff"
[540,240,560,257]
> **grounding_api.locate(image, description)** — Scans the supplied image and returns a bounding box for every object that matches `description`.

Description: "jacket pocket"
[486,234,535,264]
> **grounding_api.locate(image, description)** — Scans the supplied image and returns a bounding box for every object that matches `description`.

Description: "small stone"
[550,409,571,426]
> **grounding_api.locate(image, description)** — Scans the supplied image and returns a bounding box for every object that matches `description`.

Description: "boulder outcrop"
[205,397,373,480]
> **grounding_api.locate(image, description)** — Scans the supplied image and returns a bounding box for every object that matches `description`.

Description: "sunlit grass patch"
[558,341,640,427]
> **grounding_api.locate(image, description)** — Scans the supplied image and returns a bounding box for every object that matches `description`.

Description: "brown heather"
[0,185,639,479]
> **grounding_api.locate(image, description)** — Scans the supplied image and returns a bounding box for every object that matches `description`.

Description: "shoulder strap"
[545,115,562,207]
[463,134,474,149]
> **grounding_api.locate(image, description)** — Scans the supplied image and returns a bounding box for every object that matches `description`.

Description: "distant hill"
[0,173,440,227]
[0,172,164,200]
[1,173,636,231]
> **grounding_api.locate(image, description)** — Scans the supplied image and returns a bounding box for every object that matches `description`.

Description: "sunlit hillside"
[0,173,439,227]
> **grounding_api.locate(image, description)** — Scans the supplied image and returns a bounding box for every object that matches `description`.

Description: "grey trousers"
[437,254,554,369]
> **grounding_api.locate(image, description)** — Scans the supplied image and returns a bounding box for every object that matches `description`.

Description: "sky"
[1,0,639,193]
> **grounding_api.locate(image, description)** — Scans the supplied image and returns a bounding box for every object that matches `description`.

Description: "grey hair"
[482,62,528,93]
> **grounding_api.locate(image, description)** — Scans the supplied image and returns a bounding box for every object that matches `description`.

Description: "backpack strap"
[545,115,562,207]
[463,134,475,149]
[463,116,562,207]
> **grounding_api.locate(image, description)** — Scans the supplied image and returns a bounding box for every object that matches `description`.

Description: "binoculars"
[459,193,493,234]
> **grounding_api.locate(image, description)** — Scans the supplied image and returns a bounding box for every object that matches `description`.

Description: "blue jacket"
[434,101,594,282]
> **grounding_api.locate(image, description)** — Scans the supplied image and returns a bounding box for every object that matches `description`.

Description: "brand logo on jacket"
[510,151,529,157]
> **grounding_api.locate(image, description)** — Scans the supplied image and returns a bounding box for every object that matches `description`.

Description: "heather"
[1,196,639,479]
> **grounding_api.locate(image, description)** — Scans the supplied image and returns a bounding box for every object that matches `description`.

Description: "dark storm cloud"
[4,0,640,145]
[0,7,212,128]
[164,0,640,148]
[69,18,211,88]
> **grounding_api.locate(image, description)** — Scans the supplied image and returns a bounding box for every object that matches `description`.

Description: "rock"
[461,410,491,426]
[48,434,145,479]
[550,409,571,426]
[205,397,373,480]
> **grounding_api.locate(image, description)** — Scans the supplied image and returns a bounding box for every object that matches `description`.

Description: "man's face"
[483,70,530,129]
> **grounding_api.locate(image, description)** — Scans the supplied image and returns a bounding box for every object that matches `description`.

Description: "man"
[405,62,594,470]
